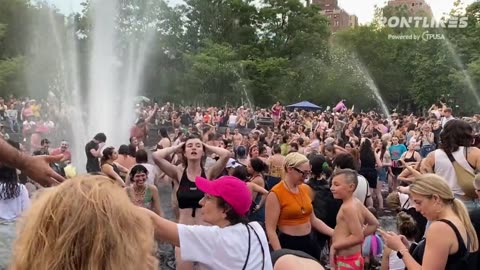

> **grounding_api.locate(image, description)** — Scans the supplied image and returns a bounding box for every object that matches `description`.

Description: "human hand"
[21,154,65,187]
[378,229,408,251]
[329,246,336,270]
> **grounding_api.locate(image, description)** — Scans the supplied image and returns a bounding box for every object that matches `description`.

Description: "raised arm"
[420,152,435,174]
[90,142,105,157]
[0,139,64,186]
[152,144,183,180]
[204,143,231,179]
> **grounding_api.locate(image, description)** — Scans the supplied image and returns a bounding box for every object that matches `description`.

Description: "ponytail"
[452,198,478,251]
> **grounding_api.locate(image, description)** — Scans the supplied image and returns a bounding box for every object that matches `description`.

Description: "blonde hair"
[386,192,401,211]
[410,174,478,250]
[11,175,157,270]
[283,152,308,171]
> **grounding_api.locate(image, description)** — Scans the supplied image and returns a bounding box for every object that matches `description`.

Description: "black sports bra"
[177,167,207,217]
[404,151,417,163]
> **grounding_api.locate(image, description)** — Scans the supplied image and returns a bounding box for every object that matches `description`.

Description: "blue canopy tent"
[286,101,322,111]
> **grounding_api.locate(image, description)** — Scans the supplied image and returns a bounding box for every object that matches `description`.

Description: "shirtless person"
[232,128,243,148]
[330,169,379,270]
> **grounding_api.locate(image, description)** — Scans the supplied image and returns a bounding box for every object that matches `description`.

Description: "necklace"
[283,180,306,214]
[133,186,146,205]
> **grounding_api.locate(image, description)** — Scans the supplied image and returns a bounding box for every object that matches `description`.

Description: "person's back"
[353,175,369,204]
[0,183,30,221]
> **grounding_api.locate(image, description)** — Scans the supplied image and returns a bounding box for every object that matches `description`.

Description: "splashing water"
[442,37,480,107]
[26,0,157,171]
[350,56,391,120]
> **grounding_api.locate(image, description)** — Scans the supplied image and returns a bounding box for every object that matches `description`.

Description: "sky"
[48,0,477,24]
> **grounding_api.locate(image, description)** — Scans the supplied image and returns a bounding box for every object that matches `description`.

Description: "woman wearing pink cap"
[141,175,273,270]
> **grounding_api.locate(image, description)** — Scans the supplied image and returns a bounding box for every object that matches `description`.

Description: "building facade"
[312,0,358,32]
[387,0,433,16]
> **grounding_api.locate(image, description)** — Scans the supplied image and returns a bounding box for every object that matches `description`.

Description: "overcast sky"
[48,0,476,24]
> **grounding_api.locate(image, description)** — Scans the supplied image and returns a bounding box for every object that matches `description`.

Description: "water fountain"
[442,37,480,107]
[350,56,392,120]
[26,0,157,171]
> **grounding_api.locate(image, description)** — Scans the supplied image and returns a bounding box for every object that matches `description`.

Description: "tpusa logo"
[380,16,469,29]
[387,31,445,41]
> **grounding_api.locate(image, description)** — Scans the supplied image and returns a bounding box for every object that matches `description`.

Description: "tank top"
[177,167,206,217]
[271,182,312,226]
[434,147,474,196]
[404,151,417,163]
[128,187,153,210]
[412,219,470,269]
[388,249,405,270]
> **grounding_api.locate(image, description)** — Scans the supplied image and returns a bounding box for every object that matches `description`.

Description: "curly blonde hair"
[10,175,157,270]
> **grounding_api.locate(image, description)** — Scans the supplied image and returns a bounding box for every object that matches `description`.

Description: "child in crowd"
[330,169,379,270]
[380,212,418,270]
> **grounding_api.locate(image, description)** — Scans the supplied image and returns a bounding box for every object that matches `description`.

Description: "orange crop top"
[271,181,312,226]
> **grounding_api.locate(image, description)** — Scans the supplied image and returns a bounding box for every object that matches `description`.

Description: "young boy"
[330,169,379,270]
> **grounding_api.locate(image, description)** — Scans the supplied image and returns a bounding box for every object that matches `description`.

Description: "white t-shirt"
[353,175,369,204]
[138,163,158,186]
[0,184,30,221]
[178,222,273,270]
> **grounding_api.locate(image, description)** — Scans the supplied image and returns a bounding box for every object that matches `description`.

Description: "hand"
[175,142,185,152]
[397,186,410,194]
[378,229,408,251]
[21,154,65,187]
[329,246,336,270]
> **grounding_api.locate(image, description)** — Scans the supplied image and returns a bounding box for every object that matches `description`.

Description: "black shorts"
[359,168,378,189]
[278,232,320,260]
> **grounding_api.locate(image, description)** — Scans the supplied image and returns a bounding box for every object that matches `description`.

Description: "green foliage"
[0,0,479,115]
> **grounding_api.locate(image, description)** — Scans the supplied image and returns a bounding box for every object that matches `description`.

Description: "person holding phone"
[380,174,478,270]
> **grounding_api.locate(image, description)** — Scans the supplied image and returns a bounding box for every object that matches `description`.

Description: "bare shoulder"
[149,184,158,192]
[426,220,457,240]
[468,146,480,156]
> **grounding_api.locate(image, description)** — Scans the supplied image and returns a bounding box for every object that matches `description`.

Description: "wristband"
[397,248,409,259]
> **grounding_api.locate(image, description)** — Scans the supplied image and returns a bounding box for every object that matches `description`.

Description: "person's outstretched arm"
[0,139,65,186]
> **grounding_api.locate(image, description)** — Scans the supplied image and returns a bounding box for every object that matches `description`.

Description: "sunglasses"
[292,167,311,177]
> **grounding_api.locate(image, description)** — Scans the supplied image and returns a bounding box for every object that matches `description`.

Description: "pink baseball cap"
[195,176,252,216]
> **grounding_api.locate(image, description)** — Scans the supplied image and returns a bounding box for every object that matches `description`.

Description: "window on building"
[335,20,339,26]
[412,3,415,6]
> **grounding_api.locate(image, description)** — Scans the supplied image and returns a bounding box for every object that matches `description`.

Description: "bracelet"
[396,248,409,259]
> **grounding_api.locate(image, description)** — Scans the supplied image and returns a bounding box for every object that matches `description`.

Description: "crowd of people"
[1,96,480,270]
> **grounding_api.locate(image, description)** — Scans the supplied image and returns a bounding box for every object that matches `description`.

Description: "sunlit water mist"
[26,0,156,172]
[233,68,255,113]
[350,57,391,120]
[443,37,480,107]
